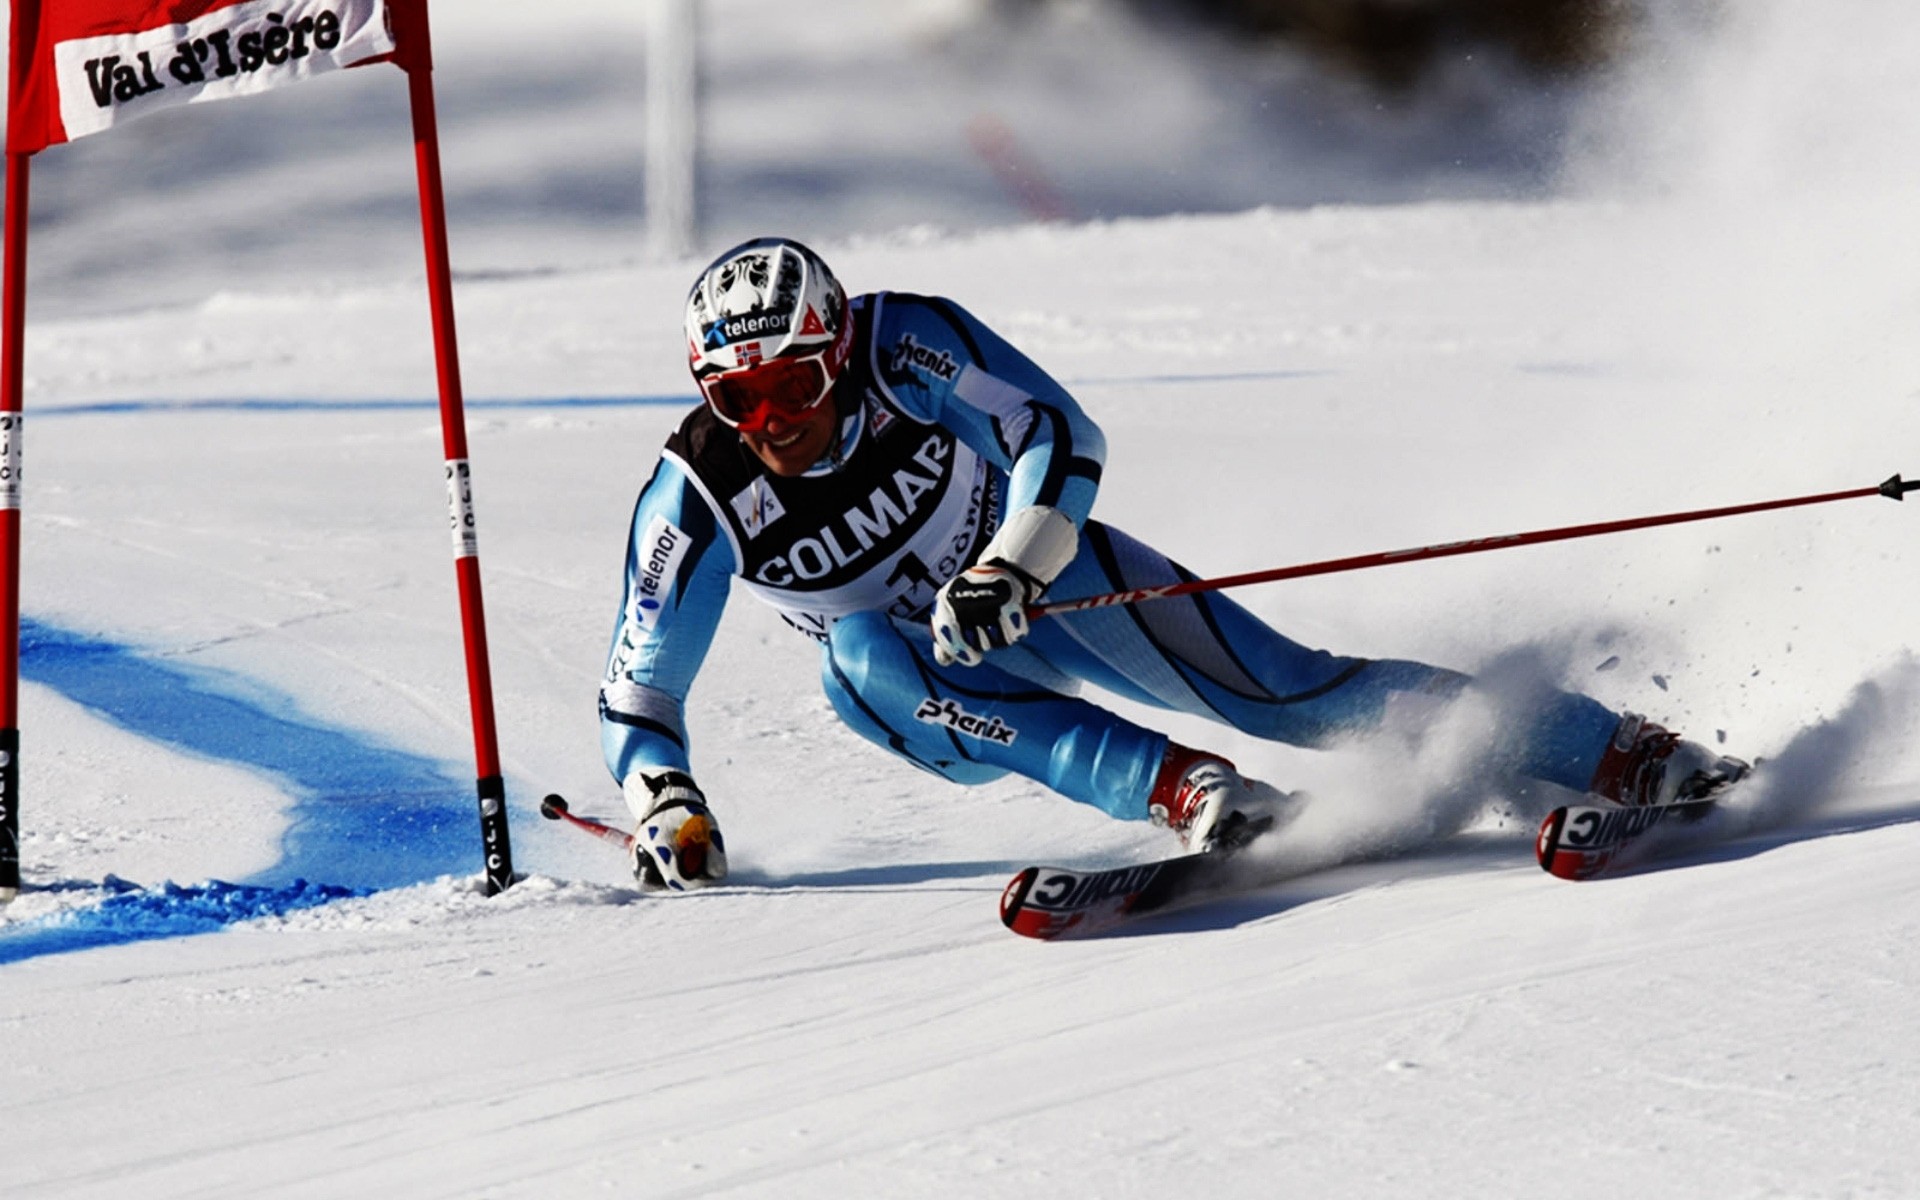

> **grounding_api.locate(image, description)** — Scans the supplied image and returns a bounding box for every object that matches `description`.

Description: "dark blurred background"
[1000,0,1632,86]
[7,0,1692,317]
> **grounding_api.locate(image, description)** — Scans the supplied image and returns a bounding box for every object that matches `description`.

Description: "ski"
[539,793,634,852]
[999,845,1282,939]
[1537,750,1756,881]
[1535,796,1723,880]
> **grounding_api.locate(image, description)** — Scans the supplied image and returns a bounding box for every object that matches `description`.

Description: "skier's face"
[742,399,838,476]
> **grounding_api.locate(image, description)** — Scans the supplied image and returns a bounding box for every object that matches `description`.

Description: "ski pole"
[1032,472,1917,619]
[539,794,634,852]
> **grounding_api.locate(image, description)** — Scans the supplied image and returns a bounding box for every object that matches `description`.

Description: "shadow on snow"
[1095,797,1920,939]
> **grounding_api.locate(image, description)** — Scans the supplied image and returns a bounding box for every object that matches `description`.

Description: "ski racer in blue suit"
[601,237,1746,890]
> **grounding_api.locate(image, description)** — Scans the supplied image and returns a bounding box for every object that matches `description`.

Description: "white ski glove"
[932,506,1079,667]
[623,768,727,892]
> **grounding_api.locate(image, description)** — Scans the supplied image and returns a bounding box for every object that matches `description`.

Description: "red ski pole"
[1033,472,1917,619]
[539,794,635,852]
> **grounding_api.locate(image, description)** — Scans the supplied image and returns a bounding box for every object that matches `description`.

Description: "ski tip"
[1536,801,1709,881]
[999,866,1040,933]
[998,866,1096,940]
[1535,805,1612,881]
[539,793,570,820]
[1535,806,1568,872]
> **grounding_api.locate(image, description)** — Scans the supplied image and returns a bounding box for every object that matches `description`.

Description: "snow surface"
[5,1,1920,1197]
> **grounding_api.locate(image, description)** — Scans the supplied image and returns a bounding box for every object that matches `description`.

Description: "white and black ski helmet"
[684,237,850,381]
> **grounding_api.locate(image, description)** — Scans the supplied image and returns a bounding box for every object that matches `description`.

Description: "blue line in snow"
[0,618,477,965]
[1063,368,1333,387]
[34,394,697,417]
[28,369,1329,419]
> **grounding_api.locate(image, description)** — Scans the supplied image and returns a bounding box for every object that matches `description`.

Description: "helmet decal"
[685,238,848,379]
[714,253,771,307]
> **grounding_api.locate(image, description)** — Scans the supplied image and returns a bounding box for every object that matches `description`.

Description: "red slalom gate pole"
[397,3,513,894]
[0,149,27,903]
[1034,472,1919,620]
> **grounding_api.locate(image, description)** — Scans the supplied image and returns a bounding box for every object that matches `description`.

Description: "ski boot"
[1587,713,1750,808]
[1147,743,1297,854]
[624,768,728,891]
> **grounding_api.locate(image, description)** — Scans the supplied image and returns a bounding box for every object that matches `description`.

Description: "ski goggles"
[696,351,837,433]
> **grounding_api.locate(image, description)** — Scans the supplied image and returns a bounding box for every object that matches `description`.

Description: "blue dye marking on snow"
[0,618,478,965]
[28,372,1330,419]
[1064,368,1332,387]
[35,394,696,417]
[0,879,365,965]
[1514,361,1620,379]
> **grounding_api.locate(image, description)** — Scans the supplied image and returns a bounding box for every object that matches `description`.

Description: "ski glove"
[624,768,727,892]
[930,505,1080,667]
[932,559,1043,667]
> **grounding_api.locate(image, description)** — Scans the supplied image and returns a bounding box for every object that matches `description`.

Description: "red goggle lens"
[699,355,831,430]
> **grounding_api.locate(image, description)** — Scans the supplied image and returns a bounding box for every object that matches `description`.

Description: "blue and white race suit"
[601,291,1622,819]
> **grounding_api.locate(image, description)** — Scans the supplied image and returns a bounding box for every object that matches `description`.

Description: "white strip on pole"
[646,0,698,260]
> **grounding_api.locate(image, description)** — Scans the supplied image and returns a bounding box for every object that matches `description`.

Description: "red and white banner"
[8,0,396,155]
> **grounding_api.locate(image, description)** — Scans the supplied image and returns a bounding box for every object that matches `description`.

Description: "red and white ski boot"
[1587,713,1749,808]
[1146,743,1296,853]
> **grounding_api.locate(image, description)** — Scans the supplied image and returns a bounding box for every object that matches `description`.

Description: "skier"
[601,236,1745,890]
